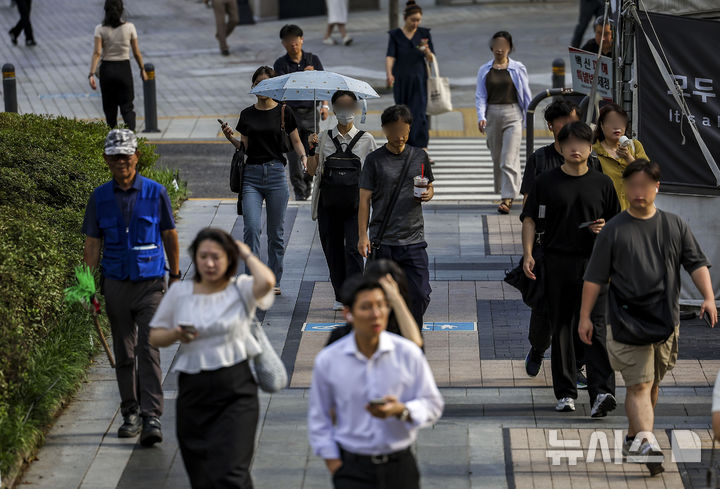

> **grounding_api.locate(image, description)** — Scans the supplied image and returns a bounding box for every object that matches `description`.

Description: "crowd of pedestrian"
[70,0,720,487]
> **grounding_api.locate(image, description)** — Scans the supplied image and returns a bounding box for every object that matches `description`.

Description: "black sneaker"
[524,348,543,377]
[140,416,163,447]
[26,39,36,47]
[626,439,664,476]
[9,30,18,46]
[118,412,142,438]
[576,369,588,390]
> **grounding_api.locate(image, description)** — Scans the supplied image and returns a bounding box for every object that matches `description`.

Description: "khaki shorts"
[606,325,680,387]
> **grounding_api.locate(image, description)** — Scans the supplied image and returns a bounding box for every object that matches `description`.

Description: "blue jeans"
[241,160,289,283]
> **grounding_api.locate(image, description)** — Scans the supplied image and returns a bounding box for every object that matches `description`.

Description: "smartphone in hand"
[368,398,387,406]
[703,311,714,328]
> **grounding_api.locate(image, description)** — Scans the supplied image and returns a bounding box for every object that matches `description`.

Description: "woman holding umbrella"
[221,66,307,295]
[385,1,435,159]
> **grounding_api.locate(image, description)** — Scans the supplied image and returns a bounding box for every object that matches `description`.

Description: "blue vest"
[94,175,166,281]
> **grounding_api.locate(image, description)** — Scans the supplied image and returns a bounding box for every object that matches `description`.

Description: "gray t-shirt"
[584,209,710,326]
[359,145,434,246]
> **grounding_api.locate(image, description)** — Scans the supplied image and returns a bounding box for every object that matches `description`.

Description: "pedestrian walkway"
[0,0,578,123]
[17,199,719,489]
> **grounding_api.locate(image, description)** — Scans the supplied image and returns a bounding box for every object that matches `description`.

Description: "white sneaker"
[555,397,576,412]
[342,35,353,46]
[590,393,617,418]
[322,37,336,45]
[332,301,344,311]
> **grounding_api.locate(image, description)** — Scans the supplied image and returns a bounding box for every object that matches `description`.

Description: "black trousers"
[333,448,420,489]
[318,201,364,301]
[103,277,165,418]
[286,107,314,199]
[99,60,136,130]
[528,303,586,369]
[544,253,615,404]
[177,361,259,489]
[571,0,604,48]
[10,0,33,42]
[371,242,431,329]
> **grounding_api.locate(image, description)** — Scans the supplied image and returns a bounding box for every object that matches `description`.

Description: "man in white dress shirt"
[308,274,444,489]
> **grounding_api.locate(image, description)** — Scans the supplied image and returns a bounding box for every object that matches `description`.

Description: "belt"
[340,447,412,465]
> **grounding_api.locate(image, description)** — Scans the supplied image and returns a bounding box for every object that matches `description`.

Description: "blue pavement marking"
[425,322,477,331]
[303,323,344,332]
[303,322,477,332]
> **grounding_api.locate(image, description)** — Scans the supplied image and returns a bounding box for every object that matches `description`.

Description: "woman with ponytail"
[89,0,147,130]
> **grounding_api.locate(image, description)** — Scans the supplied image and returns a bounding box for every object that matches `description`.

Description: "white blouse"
[149,275,274,374]
[713,370,720,413]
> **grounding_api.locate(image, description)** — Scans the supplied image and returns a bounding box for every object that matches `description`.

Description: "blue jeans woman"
[221,66,308,293]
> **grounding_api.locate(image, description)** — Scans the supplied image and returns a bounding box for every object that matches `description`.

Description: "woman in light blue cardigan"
[475,31,532,214]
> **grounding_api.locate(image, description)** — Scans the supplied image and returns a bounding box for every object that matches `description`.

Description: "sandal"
[497,199,512,214]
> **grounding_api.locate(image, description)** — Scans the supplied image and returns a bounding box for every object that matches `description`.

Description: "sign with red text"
[568,47,614,100]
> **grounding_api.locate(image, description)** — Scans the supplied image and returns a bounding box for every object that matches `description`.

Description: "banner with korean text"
[636,12,720,190]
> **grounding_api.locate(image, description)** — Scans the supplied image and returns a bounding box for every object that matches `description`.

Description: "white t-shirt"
[149,276,274,374]
[94,22,137,61]
[713,371,720,413]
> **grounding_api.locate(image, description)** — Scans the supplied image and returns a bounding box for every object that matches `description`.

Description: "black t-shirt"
[359,145,434,246]
[584,210,710,325]
[273,51,324,111]
[521,166,620,257]
[236,104,297,165]
[582,39,611,56]
[521,144,604,195]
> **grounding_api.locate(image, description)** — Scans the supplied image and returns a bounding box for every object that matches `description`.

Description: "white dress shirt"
[308,331,444,459]
[149,276,274,374]
[713,371,720,413]
[310,124,377,221]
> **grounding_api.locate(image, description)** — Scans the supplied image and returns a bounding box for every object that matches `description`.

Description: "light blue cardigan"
[475,58,532,122]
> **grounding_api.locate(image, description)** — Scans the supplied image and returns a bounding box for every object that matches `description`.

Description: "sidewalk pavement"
[0,0,578,137]
[17,199,720,489]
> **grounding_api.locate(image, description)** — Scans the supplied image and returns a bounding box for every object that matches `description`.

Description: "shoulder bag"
[368,147,414,261]
[230,142,246,215]
[238,290,288,393]
[608,210,675,345]
[425,57,453,115]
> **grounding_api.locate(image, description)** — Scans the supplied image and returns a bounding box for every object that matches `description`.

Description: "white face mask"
[334,110,355,125]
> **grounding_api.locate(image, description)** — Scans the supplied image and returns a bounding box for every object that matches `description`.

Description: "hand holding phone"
[178,323,198,343]
[368,398,387,406]
[703,311,715,328]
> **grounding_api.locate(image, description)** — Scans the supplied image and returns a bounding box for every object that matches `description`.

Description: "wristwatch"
[169,271,181,279]
[398,408,410,422]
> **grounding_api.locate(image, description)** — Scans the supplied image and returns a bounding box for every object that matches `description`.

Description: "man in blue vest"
[82,129,180,446]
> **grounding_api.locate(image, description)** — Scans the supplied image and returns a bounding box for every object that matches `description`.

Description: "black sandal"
[497,200,512,214]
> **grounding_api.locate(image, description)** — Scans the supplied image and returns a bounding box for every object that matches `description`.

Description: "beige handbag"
[425,57,453,115]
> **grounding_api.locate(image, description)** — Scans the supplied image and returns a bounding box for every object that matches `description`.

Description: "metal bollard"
[2,64,18,113]
[552,58,566,89]
[142,63,160,133]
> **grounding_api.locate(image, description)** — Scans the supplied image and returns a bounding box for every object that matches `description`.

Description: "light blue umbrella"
[249,70,380,132]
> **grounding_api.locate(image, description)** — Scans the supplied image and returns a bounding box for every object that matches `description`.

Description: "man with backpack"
[308,91,378,311]
[358,105,434,330]
[273,24,329,201]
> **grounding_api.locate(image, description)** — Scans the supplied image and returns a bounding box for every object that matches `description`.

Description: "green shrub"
[0,113,186,486]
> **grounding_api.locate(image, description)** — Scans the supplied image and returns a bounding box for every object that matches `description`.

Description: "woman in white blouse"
[150,227,275,489]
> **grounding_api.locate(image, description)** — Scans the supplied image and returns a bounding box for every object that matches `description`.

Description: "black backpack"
[320,130,365,210]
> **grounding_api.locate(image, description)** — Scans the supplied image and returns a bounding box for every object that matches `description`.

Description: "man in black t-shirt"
[358,105,434,329]
[273,24,329,201]
[581,17,613,57]
[521,100,599,382]
[521,121,620,416]
[580,159,715,475]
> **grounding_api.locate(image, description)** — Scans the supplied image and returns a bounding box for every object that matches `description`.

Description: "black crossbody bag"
[608,210,675,345]
[368,147,414,261]
[229,142,246,215]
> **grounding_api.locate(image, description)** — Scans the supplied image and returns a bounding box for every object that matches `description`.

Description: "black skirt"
[177,360,259,489]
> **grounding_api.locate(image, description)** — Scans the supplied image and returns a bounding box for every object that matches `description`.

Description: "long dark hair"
[103,0,125,28]
[364,259,412,335]
[189,228,240,283]
[593,102,629,142]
